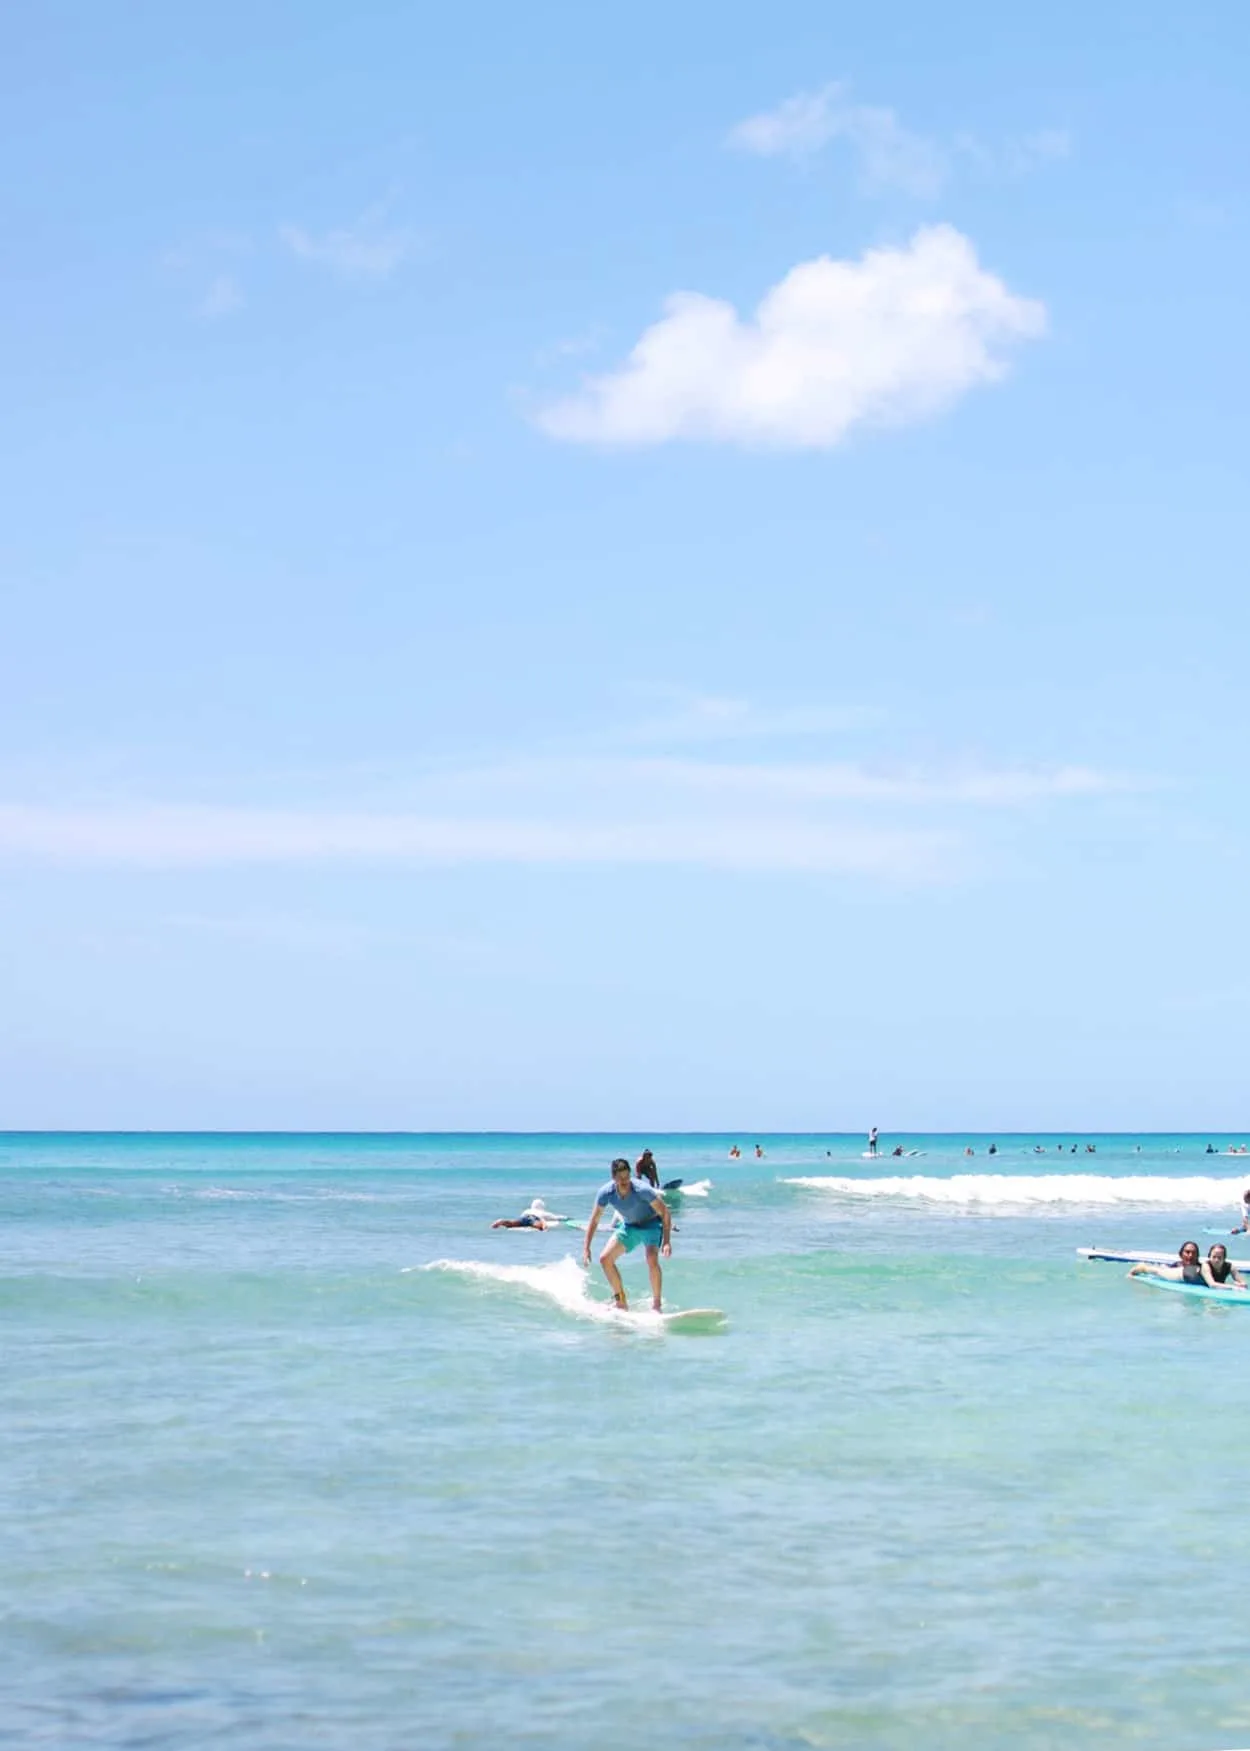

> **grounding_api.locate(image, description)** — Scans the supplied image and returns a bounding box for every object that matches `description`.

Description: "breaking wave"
[783,1173,1250,1211]
[418,1255,673,1333]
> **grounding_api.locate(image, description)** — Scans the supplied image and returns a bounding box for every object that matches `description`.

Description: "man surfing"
[583,1157,672,1312]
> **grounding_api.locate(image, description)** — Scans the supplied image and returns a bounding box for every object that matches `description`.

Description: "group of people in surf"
[1127,1188,1250,1291]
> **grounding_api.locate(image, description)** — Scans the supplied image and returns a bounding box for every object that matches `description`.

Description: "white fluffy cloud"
[537,226,1045,450]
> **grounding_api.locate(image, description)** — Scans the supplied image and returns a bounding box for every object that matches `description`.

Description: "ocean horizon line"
[1,1128,1247,1141]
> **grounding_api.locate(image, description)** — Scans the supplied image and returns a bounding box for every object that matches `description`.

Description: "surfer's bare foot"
[652,1300,662,1312]
[613,1292,628,1310]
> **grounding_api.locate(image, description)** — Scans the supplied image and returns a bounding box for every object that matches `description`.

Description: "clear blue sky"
[3,0,1248,1129]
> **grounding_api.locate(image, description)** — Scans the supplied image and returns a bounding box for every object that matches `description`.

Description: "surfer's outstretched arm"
[582,1206,602,1266]
[646,1194,672,1257]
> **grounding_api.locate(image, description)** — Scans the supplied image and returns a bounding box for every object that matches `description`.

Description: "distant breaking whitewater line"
[783,1173,1250,1209]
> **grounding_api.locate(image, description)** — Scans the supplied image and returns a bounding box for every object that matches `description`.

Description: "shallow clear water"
[5,1132,1250,1749]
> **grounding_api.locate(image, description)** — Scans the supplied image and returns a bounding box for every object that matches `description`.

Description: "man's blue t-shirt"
[596,1180,664,1227]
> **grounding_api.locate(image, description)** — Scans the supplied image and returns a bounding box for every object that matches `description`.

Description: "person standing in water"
[583,1158,671,1312]
[635,1148,659,1189]
[868,1127,879,1156]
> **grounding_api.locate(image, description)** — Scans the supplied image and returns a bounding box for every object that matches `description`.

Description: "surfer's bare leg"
[644,1244,662,1312]
[599,1238,628,1308]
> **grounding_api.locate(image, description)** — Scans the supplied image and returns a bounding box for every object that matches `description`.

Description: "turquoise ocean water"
[7,1131,1250,1750]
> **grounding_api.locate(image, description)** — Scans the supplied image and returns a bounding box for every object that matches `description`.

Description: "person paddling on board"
[491,1198,568,1230]
[583,1157,671,1311]
[1128,1241,1204,1285]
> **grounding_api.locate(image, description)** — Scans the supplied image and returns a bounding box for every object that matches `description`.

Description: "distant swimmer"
[1128,1241,1204,1286]
[755,1144,764,1159]
[492,1198,569,1231]
[868,1127,879,1157]
[1203,1243,1247,1290]
[891,1145,905,1158]
[583,1157,672,1312]
[728,1145,741,1159]
[1206,1144,1216,1154]
[964,1146,974,1157]
[988,1144,998,1156]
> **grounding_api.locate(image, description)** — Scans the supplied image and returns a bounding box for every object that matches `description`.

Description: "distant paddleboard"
[860,1151,925,1160]
[1133,1275,1250,1304]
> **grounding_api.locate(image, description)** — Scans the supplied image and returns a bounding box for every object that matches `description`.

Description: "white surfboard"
[1079,1245,1250,1268]
[610,1306,727,1334]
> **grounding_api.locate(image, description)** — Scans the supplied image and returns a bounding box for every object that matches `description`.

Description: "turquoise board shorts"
[615,1223,665,1254]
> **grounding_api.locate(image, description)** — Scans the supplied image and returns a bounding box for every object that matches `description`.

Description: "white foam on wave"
[784,1173,1250,1210]
[674,1179,712,1197]
[419,1255,670,1332]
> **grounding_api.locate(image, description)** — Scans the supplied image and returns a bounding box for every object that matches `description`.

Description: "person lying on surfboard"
[583,1158,671,1312]
[1202,1243,1247,1289]
[491,1198,569,1231]
[1128,1242,1204,1285]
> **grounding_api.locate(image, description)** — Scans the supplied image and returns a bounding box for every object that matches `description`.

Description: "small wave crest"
[783,1173,1250,1210]
[421,1255,670,1331]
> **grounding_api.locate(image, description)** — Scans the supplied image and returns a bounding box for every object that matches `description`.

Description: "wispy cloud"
[0,752,1130,882]
[0,802,953,879]
[729,82,945,196]
[198,273,244,320]
[954,127,1073,179]
[537,225,1045,450]
[279,203,410,282]
[618,692,881,747]
[728,83,1071,196]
